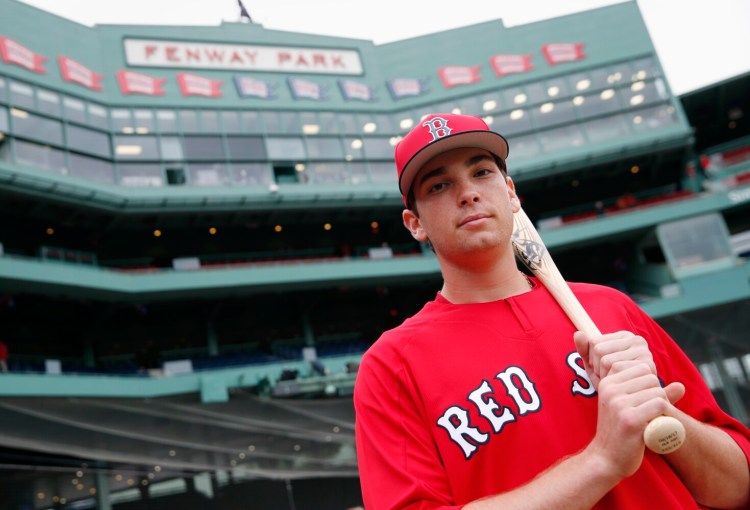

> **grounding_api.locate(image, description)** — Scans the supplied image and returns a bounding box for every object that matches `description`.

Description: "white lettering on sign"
[728,187,750,204]
[123,39,363,75]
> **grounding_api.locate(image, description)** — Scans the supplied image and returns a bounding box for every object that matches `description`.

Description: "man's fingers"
[573,331,590,361]
[664,381,686,405]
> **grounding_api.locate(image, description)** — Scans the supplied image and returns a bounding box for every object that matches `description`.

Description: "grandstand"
[0,0,748,508]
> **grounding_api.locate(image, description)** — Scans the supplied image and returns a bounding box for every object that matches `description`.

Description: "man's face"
[402,147,520,263]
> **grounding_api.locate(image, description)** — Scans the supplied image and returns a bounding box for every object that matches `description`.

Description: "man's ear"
[506,176,522,213]
[402,209,428,242]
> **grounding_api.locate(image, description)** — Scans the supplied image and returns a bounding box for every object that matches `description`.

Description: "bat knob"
[643,415,685,454]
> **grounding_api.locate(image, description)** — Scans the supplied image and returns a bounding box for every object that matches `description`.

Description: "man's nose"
[459,187,480,206]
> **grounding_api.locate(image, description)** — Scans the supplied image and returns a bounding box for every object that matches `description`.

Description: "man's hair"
[405,153,508,216]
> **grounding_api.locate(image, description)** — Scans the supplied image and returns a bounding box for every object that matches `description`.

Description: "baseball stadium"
[0,0,748,508]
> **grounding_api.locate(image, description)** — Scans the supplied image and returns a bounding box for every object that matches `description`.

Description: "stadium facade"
[0,0,748,508]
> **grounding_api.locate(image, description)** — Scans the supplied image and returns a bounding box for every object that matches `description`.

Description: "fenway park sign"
[124,39,363,75]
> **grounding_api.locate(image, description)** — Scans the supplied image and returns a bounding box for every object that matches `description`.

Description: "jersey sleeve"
[354,337,463,510]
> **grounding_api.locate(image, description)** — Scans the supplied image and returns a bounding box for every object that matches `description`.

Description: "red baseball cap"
[395,113,509,206]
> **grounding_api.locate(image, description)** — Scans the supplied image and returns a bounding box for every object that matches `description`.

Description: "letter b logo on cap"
[423,116,452,142]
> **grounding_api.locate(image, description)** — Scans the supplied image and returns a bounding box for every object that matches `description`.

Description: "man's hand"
[573,331,656,389]
[573,330,685,403]
[574,330,686,477]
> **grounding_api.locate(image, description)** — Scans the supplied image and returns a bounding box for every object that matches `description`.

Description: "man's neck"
[438,250,532,304]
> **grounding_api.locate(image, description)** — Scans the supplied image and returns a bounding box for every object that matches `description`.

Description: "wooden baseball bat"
[511,207,685,454]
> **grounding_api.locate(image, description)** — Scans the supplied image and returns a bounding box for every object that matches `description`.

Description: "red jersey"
[354,279,750,509]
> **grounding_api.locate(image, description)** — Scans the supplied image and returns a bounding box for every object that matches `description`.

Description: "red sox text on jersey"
[437,351,596,459]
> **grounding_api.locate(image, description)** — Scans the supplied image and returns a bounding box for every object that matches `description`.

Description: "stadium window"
[280,111,299,133]
[338,113,358,134]
[66,124,111,158]
[113,135,159,159]
[368,162,395,184]
[241,111,262,133]
[265,137,305,160]
[459,96,483,116]
[630,57,660,81]
[348,162,370,185]
[156,110,178,132]
[0,105,8,132]
[343,136,364,161]
[545,77,570,98]
[492,108,532,135]
[0,135,9,164]
[502,133,539,162]
[68,153,115,184]
[133,109,155,133]
[309,162,348,184]
[188,162,230,186]
[179,110,199,132]
[538,124,586,153]
[573,90,623,120]
[0,76,6,102]
[226,135,266,159]
[200,110,219,132]
[574,67,609,92]
[119,163,164,187]
[531,98,577,128]
[111,109,132,133]
[87,103,109,130]
[305,137,344,160]
[371,113,394,134]
[362,137,393,159]
[166,167,186,186]
[9,80,34,109]
[183,135,226,161]
[11,109,63,145]
[503,87,528,107]
[262,111,282,133]
[359,114,377,134]
[482,99,500,116]
[398,116,414,131]
[221,111,240,132]
[319,112,339,134]
[630,104,678,132]
[159,137,184,160]
[36,89,61,117]
[620,78,668,108]
[62,96,87,124]
[13,139,67,175]
[273,164,301,184]
[299,111,318,134]
[524,82,547,104]
[232,162,272,186]
[0,106,8,158]
[582,114,631,143]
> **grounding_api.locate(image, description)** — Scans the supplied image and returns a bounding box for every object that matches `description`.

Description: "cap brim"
[398,130,509,197]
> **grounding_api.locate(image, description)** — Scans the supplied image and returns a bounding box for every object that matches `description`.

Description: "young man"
[353,113,750,510]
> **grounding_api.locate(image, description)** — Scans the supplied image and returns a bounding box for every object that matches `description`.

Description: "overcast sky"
[18,0,750,95]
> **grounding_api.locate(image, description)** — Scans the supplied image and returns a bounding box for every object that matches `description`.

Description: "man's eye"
[475,168,492,177]
[428,182,447,193]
